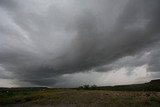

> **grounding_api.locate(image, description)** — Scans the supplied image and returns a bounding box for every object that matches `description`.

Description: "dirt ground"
[1,90,160,107]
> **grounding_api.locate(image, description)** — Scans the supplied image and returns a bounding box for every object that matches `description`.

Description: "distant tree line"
[77,80,160,91]
[78,85,98,90]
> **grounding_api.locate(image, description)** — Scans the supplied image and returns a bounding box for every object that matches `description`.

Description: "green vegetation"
[78,79,160,91]
[0,89,160,107]
[0,79,160,106]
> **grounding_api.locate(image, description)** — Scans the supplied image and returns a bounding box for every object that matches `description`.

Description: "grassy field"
[0,88,160,107]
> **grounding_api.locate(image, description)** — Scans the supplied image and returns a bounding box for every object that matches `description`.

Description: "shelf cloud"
[0,0,160,87]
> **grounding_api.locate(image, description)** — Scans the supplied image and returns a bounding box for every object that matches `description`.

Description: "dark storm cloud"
[95,52,150,72]
[59,0,160,72]
[0,0,160,86]
[0,0,19,10]
[147,43,160,72]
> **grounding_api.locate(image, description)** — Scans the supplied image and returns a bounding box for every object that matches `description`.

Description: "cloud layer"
[0,0,160,87]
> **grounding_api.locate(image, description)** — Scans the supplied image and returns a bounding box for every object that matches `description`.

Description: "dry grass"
[1,89,160,107]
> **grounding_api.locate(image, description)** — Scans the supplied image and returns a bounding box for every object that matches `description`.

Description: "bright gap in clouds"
[54,65,153,88]
[0,79,17,87]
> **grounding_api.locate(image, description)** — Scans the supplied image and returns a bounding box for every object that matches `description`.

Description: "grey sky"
[0,0,160,87]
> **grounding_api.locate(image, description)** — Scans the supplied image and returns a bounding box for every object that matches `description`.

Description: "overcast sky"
[0,0,160,87]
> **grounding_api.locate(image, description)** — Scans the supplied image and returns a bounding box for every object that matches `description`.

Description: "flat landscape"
[1,80,160,107]
[1,0,160,107]
[1,89,160,107]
